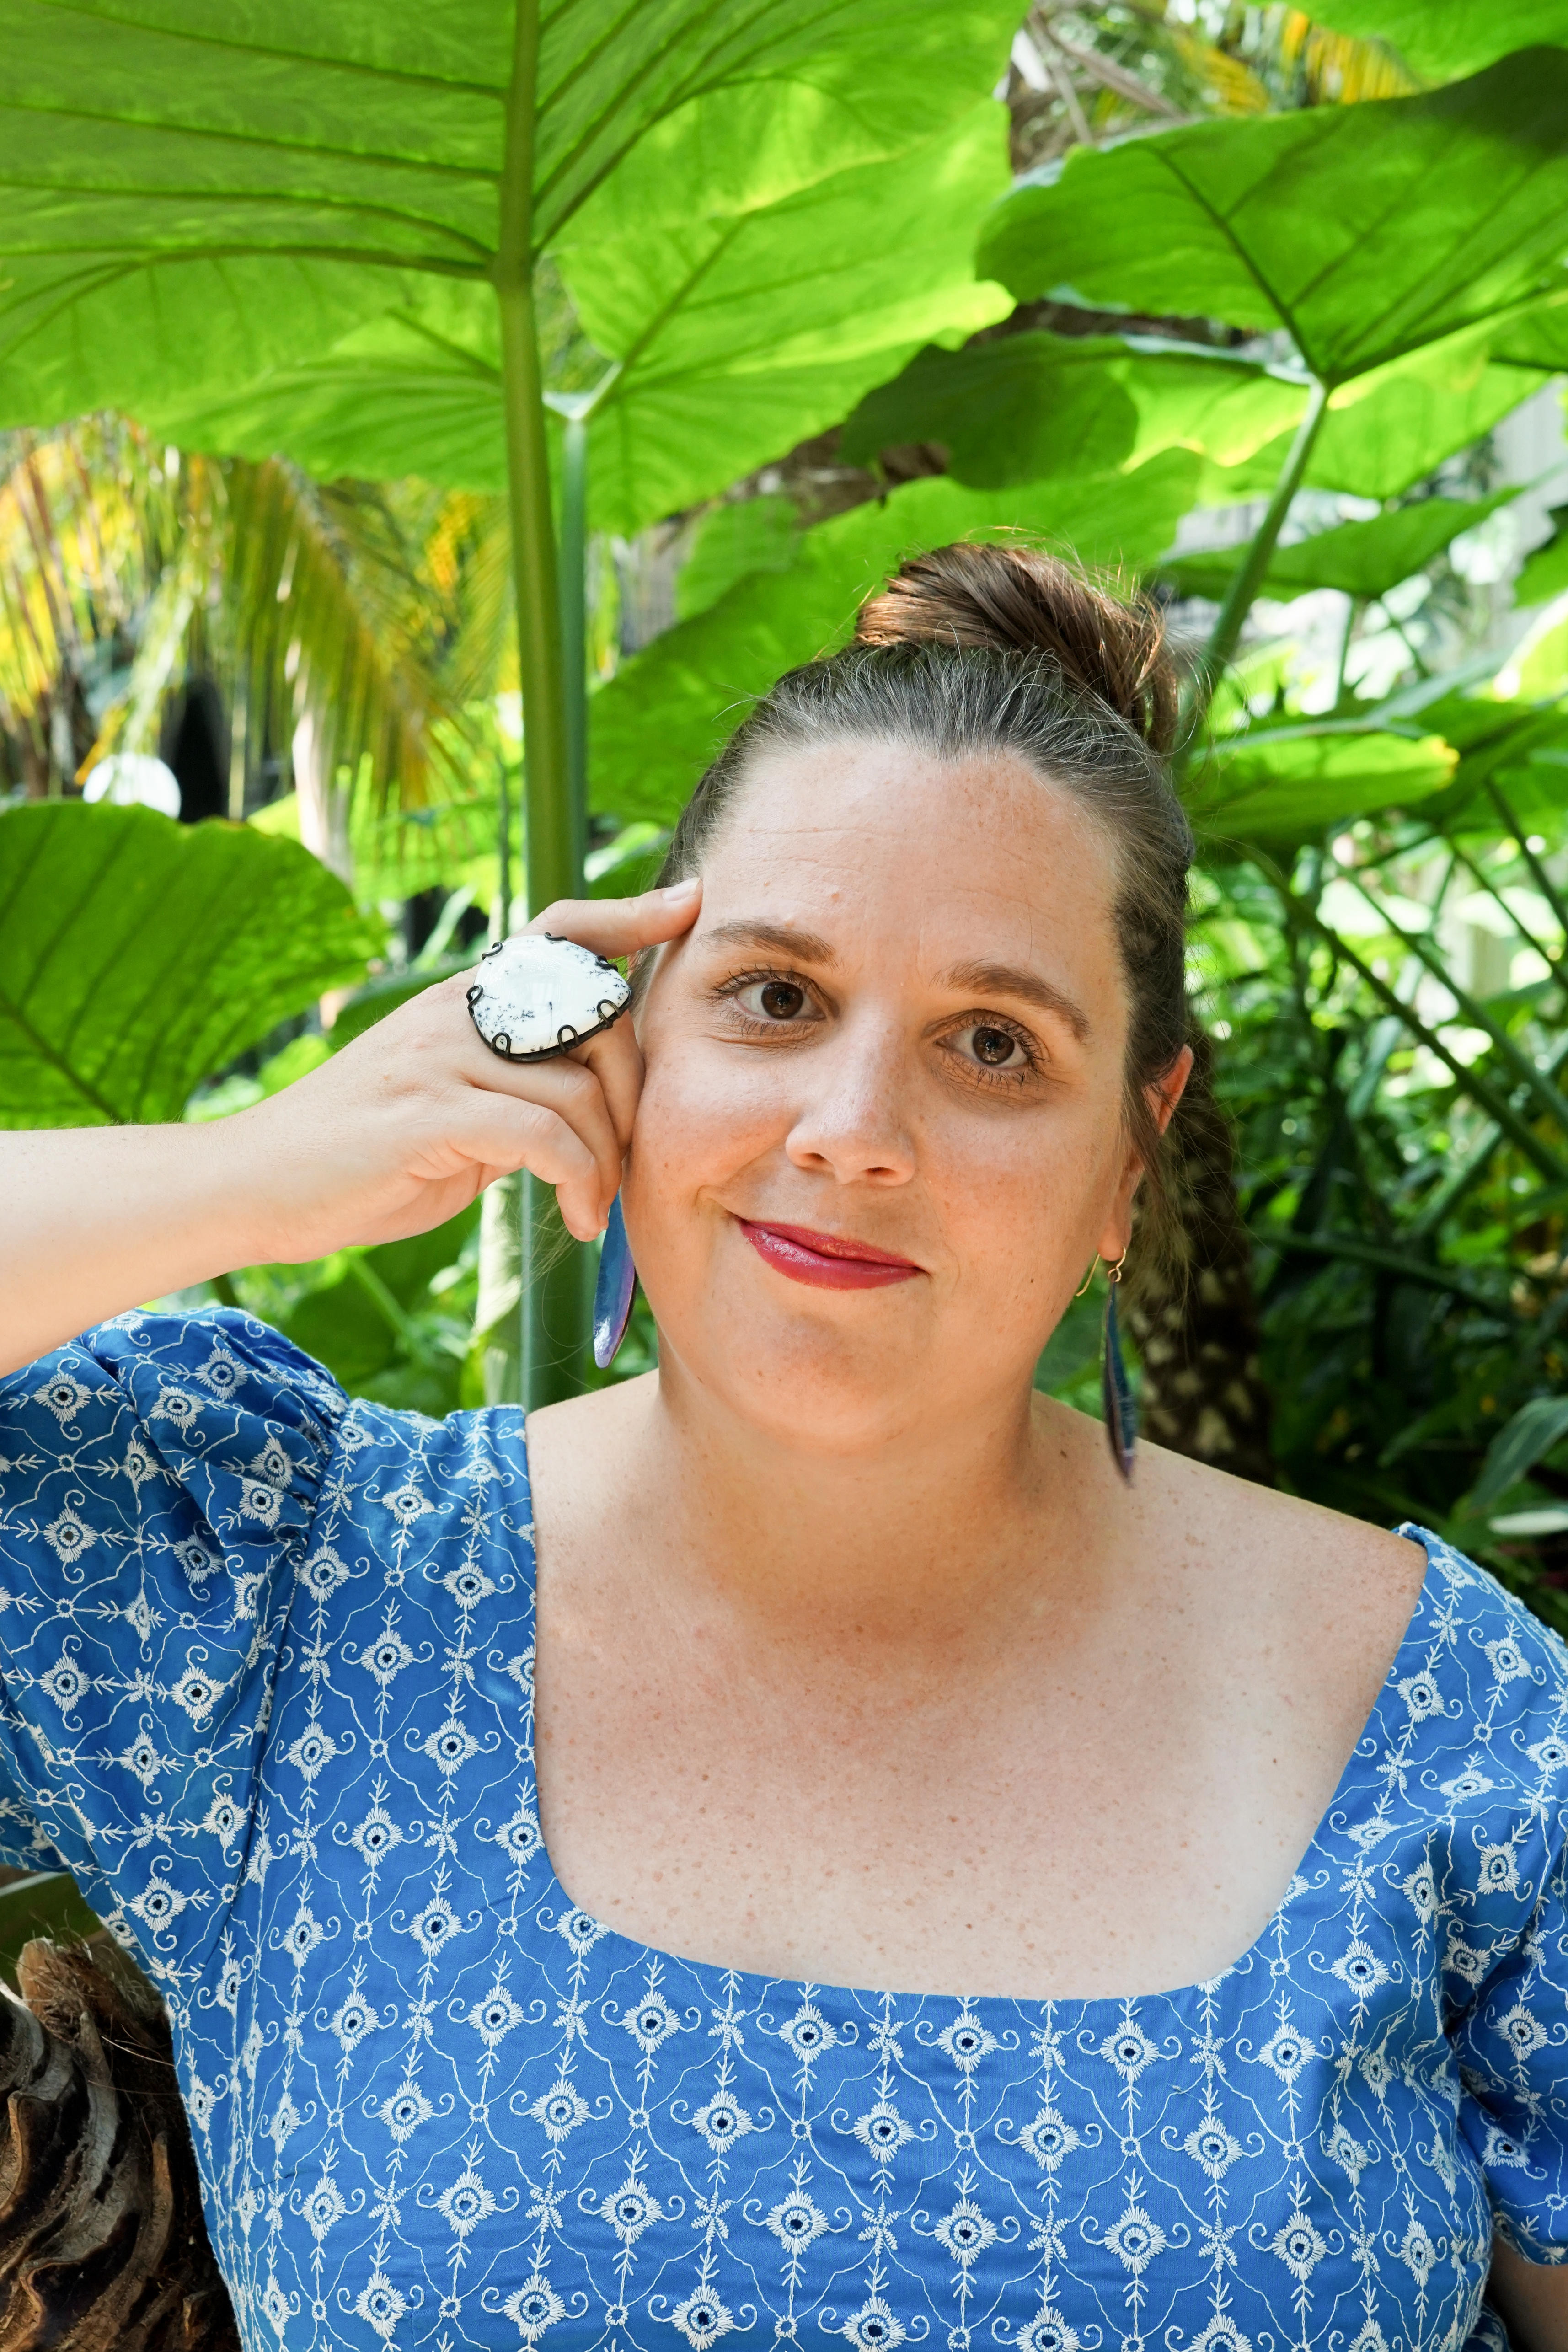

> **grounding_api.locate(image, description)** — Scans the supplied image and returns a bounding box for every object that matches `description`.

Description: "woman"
[1,546,1563,2352]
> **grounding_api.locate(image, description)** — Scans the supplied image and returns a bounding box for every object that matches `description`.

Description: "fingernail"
[659,875,699,898]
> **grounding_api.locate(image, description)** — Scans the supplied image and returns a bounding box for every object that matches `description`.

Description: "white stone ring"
[466,933,631,1062]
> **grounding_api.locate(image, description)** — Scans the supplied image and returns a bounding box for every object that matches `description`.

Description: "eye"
[733,978,809,1021]
[953,1021,1032,1073]
[970,1025,1019,1066]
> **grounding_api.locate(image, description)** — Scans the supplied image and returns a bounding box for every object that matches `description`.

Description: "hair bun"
[854,541,1178,757]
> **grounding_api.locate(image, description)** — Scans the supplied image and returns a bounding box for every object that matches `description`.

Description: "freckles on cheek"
[632,1048,780,1191]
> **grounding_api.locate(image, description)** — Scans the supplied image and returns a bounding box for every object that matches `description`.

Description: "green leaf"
[0,804,384,1126]
[1306,2,1568,81]
[677,497,800,623]
[976,51,1568,387]
[590,455,1202,825]
[1467,1393,1568,1510]
[568,102,1013,535]
[328,960,474,1050]
[1516,507,1568,607]
[841,332,1308,486]
[1165,489,1520,604]
[1187,729,1459,843]
[147,102,1013,539]
[0,0,1021,449]
[1193,348,1547,503]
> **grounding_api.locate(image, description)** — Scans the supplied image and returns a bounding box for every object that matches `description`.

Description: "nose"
[782,1013,916,1187]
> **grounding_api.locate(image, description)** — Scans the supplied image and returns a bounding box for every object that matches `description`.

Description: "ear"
[1097,1044,1194,1264]
[1150,1042,1194,1138]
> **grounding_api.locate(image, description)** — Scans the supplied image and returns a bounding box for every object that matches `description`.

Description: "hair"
[654,539,1204,1249]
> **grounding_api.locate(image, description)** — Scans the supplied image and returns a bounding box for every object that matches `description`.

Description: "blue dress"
[0,1309,1563,2352]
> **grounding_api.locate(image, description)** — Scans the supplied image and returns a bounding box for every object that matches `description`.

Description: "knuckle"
[528,899,585,936]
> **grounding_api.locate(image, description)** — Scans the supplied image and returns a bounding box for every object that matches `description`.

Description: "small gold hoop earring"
[1076,1248,1129,1298]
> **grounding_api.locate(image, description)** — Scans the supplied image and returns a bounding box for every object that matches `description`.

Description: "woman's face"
[625,738,1167,1450]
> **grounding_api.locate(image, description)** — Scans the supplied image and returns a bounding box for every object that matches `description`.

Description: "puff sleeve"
[0,1307,347,1971]
[1451,1795,1568,2268]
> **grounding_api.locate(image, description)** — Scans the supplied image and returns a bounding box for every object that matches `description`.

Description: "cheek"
[626,1035,782,1201]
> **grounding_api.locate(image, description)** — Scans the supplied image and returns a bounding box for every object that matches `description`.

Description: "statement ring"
[466,933,631,1062]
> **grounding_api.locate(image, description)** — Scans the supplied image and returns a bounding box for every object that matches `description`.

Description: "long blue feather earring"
[592,1193,637,1370]
[1101,1248,1136,1482]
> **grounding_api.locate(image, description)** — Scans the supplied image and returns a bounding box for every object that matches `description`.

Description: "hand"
[230,879,701,1261]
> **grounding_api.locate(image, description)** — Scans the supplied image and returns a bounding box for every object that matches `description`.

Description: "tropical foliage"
[2,0,1568,1632]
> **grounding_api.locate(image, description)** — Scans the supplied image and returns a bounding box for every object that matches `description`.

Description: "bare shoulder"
[524,1370,658,1538]
[1034,1394,1427,1676]
[1132,1428,1429,1659]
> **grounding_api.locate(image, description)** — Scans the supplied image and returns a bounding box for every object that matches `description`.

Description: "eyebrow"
[939,959,1092,1041]
[700,919,841,966]
[700,925,1090,1041]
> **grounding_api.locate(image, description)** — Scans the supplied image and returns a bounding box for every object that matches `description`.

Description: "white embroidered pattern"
[0,1311,1562,2352]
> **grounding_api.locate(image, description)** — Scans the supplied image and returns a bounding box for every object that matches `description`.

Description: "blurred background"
[5,0,1568,1685]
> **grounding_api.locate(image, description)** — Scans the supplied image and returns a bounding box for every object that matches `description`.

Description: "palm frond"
[1271,9,1419,102]
[0,419,171,734]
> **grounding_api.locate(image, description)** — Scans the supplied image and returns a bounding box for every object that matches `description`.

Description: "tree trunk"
[0,1936,237,2352]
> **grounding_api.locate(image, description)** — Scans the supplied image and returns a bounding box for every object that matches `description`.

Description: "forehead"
[700,737,1118,962]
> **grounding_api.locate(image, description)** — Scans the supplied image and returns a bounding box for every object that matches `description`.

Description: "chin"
[652,1291,959,1452]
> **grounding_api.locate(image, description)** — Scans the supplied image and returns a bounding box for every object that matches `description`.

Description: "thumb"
[526,876,701,964]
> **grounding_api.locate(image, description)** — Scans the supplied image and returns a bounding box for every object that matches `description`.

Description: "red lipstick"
[738,1220,922,1290]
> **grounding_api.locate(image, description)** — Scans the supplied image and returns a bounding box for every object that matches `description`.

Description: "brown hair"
[656,540,1199,1235]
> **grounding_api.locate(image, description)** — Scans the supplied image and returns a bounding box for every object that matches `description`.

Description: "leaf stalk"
[1182,375,1330,741]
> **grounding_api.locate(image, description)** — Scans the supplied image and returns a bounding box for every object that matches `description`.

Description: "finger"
[445,1094,607,1240]
[408,965,639,1180]
[525,875,701,963]
[459,1055,625,1220]
[572,1015,644,1154]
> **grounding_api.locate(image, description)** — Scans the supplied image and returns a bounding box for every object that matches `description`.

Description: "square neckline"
[519,1419,1440,2011]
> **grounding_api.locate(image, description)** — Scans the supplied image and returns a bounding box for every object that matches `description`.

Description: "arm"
[1488,2239,1568,2352]
[0,883,698,1377]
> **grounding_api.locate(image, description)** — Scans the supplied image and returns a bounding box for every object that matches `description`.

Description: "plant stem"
[495,0,570,919]
[559,410,589,887]
[1279,873,1568,1184]
[1182,375,1330,742]
[494,754,511,942]
[1333,594,1362,711]
[494,0,587,1410]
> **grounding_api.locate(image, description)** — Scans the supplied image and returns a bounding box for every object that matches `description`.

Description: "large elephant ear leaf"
[1187,729,1458,845]
[1163,488,1520,605]
[590,454,1200,827]
[977,50,1568,388]
[0,805,385,1128]
[0,0,1024,435]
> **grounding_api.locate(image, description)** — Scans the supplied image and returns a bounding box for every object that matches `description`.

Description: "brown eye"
[758,981,805,1019]
[972,1026,1017,1066]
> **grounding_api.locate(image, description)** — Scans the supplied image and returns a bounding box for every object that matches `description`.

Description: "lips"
[738,1219,922,1291]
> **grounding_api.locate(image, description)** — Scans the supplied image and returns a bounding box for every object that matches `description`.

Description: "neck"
[602,1353,1072,1645]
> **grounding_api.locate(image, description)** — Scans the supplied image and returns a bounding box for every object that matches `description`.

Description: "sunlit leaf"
[977,52,1568,387]
[841,333,1306,485]
[0,0,1021,495]
[1188,728,1459,843]
[1516,509,1568,608]
[591,455,1201,824]
[0,804,384,1126]
[677,497,799,623]
[1165,489,1520,604]
[147,103,1013,540]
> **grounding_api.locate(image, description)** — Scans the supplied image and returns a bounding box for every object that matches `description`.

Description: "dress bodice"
[1,1310,1563,2352]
